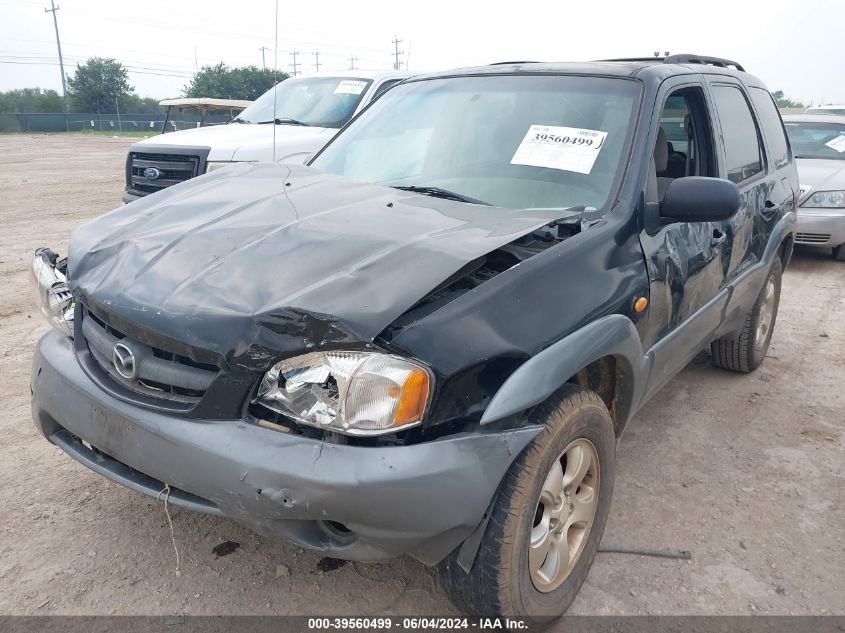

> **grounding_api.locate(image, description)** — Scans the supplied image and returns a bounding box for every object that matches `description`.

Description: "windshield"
[784,120,845,159]
[235,77,373,128]
[310,75,641,211]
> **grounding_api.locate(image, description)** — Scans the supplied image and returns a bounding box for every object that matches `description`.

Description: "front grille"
[127,151,200,197]
[80,307,218,405]
[795,232,831,244]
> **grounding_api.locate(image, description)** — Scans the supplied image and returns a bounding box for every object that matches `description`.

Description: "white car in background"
[783,114,845,260]
[123,70,411,202]
[805,104,845,116]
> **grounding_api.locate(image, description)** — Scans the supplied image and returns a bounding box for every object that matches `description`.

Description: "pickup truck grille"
[126,151,201,197]
[79,307,219,406]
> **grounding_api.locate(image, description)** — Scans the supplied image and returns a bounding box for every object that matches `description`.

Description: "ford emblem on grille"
[143,167,161,180]
[112,342,138,380]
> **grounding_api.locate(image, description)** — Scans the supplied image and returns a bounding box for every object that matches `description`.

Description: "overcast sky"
[1,0,843,105]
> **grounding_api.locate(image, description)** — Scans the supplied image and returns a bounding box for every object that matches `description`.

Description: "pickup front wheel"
[711,258,782,373]
[437,386,615,625]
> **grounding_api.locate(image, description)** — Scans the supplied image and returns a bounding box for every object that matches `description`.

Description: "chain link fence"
[0,110,234,133]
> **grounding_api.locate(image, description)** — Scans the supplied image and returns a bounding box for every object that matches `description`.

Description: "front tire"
[437,386,615,625]
[711,258,782,373]
[834,244,845,261]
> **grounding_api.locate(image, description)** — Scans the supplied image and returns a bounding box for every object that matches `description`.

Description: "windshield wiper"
[392,185,490,205]
[258,117,309,126]
[229,118,249,124]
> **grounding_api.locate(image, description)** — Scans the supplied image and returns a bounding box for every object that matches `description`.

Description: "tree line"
[1,56,808,114]
[0,57,289,114]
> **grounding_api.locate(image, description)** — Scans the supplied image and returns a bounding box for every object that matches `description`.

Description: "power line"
[0,59,193,78]
[391,36,404,70]
[64,8,391,60]
[258,46,269,70]
[348,54,357,70]
[43,0,66,109]
[0,52,195,74]
[313,49,320,73]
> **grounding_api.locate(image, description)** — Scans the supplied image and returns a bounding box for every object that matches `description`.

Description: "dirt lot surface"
[0,134,842,619]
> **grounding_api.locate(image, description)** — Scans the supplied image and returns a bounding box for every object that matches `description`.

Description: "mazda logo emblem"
[112,342,138,380]
[143,167,161,180]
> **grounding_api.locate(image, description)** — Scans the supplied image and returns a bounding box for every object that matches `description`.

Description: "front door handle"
[762,200,782,217]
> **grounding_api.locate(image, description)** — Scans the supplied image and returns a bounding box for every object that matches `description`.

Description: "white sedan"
[783,114,845,260]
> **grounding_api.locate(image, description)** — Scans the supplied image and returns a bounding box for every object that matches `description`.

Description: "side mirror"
[660,176,741,223]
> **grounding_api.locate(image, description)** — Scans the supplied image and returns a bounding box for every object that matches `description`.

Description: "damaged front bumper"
[31,330,540,565]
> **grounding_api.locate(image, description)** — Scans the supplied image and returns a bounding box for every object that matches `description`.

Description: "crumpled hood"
[796,158,845,199]
[133,123,336,163]
[69,163,567,369]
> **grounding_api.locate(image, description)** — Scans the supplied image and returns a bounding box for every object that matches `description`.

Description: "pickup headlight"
[30,248,74,337]
[802,190,845,208]
[254,351,432,436]
[205,161,234,173]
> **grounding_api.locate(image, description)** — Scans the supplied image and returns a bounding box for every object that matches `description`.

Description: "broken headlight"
[30,248,74,337]
[254,351,432,436]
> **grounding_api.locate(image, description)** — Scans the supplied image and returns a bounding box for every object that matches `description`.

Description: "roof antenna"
[272,0,279,164]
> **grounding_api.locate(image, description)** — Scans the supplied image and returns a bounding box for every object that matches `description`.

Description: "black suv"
[30,54,797,623]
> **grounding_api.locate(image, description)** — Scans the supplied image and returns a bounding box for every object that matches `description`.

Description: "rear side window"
[749,88,790,169]
[712,85,764,183]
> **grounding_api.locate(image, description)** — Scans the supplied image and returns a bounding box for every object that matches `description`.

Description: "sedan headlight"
[254,351,432,436]
[802,190,845,208]
[205,161,234,173]
[30,248,74,337]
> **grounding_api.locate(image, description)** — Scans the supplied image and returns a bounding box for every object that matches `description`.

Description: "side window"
[711,85,764,184]
[648,86,716,203]
[748,87,790,169]
[659,95,691,171]
[371,79,402,101]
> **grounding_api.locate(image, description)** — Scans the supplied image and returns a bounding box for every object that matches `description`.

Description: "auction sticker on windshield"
[825,134,845,153]
[335,80,367,95]
[511,125,608,174]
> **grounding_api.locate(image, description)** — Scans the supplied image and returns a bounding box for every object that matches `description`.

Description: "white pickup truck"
[123,70,411,202]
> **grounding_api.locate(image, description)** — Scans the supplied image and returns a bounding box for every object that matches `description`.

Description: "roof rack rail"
[599,54,745,72]
[600,57,666,63]
[663,54,745,72]
[488,60,541,65]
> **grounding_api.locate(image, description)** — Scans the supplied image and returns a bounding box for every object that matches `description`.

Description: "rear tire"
[711,258,782,373]
[437,386,615,625]
[834,244,845,261]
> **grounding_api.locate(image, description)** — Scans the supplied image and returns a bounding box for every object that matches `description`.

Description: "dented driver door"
[638,78,732,396]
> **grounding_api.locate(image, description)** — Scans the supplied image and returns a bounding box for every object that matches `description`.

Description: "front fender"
[479,314,647,433]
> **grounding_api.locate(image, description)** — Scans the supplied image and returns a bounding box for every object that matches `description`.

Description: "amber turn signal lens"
[634,296,648,313]
[393,368,430,426]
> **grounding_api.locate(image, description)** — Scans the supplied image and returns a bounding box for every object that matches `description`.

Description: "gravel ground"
[0,134,842,620]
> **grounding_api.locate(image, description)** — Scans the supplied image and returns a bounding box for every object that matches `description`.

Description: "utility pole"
[392,36,403,70]
[290,49,300,76]
[44,0,67,111]
[114,96,122,132]
[258,46,269,70]
[348,54,357,70]
[313,49,320,73]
